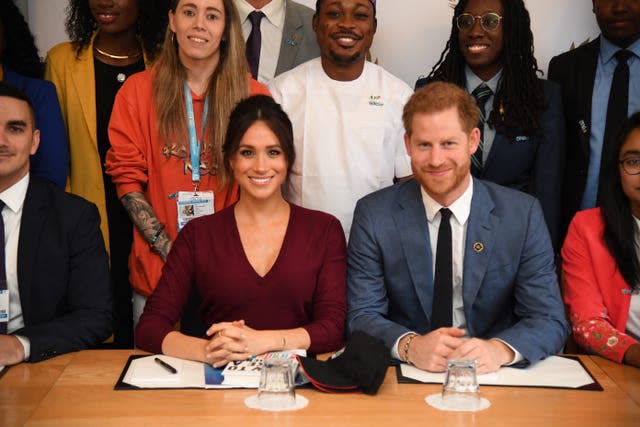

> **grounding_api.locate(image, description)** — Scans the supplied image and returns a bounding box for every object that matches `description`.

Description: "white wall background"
[26,0,599,86]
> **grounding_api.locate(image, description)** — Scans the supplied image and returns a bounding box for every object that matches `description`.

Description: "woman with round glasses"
[562,112,640,369]
[416,0,565,251]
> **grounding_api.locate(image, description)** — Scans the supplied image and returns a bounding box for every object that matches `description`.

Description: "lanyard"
[183,81,209,187]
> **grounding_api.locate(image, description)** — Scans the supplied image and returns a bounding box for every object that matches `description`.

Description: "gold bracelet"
[403,333,418,365]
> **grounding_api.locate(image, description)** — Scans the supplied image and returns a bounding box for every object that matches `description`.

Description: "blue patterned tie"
[471,84,493,176]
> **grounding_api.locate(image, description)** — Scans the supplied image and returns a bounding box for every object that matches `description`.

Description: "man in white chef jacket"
[268,0,412,238]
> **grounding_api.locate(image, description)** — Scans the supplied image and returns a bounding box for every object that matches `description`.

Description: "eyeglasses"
[620,157,640,175]
[456,12,503,32]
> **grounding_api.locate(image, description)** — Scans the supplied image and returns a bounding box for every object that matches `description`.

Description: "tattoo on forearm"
[121,192,173,261]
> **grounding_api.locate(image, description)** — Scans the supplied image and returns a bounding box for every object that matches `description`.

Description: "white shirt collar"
[420,178,473,226]
[0,173,30,214]
[236,0,286,29]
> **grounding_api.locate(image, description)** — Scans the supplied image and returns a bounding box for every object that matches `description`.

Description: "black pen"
[154,357,178,374]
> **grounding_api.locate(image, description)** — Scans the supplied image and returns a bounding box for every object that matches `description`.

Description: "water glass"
[441,359,481,411]
[257,359,297,409]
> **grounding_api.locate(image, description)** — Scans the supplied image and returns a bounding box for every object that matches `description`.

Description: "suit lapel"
[275,1,303,76]
[17,179,48,323]
[462,180,498,333]
[479,132,507,173]
[575,38,600,159]
[392,180,434,319]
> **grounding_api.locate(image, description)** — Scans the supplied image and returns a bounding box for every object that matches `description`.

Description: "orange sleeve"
[106,72,154,197]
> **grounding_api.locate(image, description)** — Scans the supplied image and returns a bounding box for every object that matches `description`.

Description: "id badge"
[177,191,214,231]
[0,288,8,325]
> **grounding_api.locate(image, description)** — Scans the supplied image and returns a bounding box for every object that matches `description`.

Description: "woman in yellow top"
[45,0,170,348]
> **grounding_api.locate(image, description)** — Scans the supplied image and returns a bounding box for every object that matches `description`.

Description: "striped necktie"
[471,83,493,176]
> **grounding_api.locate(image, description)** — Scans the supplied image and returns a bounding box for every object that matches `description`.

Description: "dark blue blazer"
[347,178,569,366]
[12,177,112,362]
[475,80,565,251]
[4,66,68,189]
[547,38,601,237]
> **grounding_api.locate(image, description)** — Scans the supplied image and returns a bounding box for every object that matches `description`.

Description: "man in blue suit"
[347,82,569,374]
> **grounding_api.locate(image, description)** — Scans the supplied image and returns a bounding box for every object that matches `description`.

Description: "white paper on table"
[400,356,595,389]
[123,355,205,388]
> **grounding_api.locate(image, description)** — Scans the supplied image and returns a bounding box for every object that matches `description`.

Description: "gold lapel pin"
[473,242,484,253]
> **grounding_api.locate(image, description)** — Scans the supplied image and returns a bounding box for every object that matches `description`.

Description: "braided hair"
[65,0,169,61]
[0,0,44,78]
[425,0,545,136]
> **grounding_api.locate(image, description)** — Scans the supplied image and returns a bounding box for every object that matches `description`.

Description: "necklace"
[94,46,142,60]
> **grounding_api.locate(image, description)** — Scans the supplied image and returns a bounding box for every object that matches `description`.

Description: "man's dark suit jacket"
[414,77,565,250]
[547,37,601,237]
[11,177,112,362]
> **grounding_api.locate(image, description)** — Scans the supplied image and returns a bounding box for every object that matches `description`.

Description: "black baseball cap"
[297,331,390,395]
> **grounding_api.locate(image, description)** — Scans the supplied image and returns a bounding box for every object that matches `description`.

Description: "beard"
[328,49,364,66]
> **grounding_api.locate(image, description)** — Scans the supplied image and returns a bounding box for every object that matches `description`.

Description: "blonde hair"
[152,0,250,181]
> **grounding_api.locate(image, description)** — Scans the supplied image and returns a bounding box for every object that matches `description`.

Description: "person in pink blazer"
[562,112,640,368]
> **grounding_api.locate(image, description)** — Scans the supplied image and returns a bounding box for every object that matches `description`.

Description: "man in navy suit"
[0,82,111,366]
[347,82,569,374]
[548,0,639,236]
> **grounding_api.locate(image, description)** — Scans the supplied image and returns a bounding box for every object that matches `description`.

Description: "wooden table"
[0,353,73,427]
[591,355,640,407]
[2,350,639,426]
